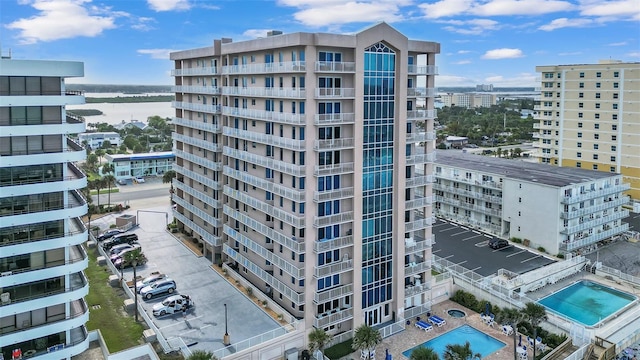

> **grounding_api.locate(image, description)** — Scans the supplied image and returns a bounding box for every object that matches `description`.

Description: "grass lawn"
[85,245,145,353]
[324,339,354,359]
[90,188,120,195]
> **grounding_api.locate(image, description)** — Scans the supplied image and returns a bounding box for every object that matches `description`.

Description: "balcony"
[172,67,217,76]
[314,284,353,303]
[172,164,222,190]
[315,88,355,99]
[314,112,356,125]
[408,65,438,75]
[561,185,631,204]
[174,149,222,171]
[313,234,354,253]
[407,87,436,98]
[1,217,86,250]
[407,131,436,143]
[313,307,354,328]
[406,195,433,210]
[314,162,355,176]
[405,214,433,232]
[405,283,430,297]
[174,180,222,209]
[172,101,221,114]
[1,190,87,227]
[406,175,434,188]
[313,211,354,228]
[172,211,222,246]
[172,133,222,152]
[560,223,629,252]
[221,61,306,74]
[561,197,630,219]
[405,235,434,254]
[0,245,87,288]
[173,85,221,95]
[0,299,88,341]
[223,128,305,151]
[313,138,355,151]
[1,162,86,192]
[406,150,436,166]
[223,148,306,177]
[222,86,306,98]
[407,109,437,120]
[224,167,305,202]
[314,258,353,278]
[222,106,304,125]
[224,186,305,228]
[313,187,354,202]
[172,117,222,133]
[405,260,431,277]
[561,210,629,235]
[1,272,87,312]
[315,62,355,72]
[172,196,221,227]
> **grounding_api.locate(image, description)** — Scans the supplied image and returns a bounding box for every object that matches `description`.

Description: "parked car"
[489,238,510,250]
[102,233,138,251]
[97,229,125,242]
[134,176,145,183]
[108,243,140,257]
[117,179,128,185]
[140,279,176,300]
[136,273,167,293]
[112,250,147,269]
[152,294,193,316]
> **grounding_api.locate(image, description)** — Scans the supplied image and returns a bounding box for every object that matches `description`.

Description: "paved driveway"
[432,218,556,276]
[100,204,281,355]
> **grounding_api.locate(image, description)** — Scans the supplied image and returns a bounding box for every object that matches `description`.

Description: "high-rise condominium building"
[170,22,439,335]
[535,60,640,200]
[0,59,90,359]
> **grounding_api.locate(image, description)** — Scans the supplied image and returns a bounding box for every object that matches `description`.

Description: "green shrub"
[324,339,354,359]
[512,237,523,244]
[556,253,565,259]
[537,246,546,253]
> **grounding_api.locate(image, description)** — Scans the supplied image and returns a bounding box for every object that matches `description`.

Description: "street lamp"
[223,303,230,345]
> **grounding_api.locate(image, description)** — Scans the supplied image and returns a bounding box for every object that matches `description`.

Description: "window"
[596,72,601,78]
[612,135,617,141]
[610,156,616,162]
[595,114,600,119]
[576,162,581,168]
[594,144,599,150]
[610,166,616,172]
[593,164,598,170]
[596,82,601,88]
[577,142,582,148]
[595,103,600,109]
[579,92,584,98]
[613,93,618,99]
[578,112,583,118]
[579,72,584,78]
[579,102,583,108]
[613,104,618,110]
[613,82,619,89]
[611,145,616,151]
[577,132,582,138]
[594,134,599,140]
[578,122,583,128]
[595,93,601,99]
[579,82,584,88]
[594,123,599,129]
[593,154,598,160]
[613,71,619,78]
[612,125,617,131]
[577,152,582,158]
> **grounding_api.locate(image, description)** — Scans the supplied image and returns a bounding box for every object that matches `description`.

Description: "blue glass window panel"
[299,177,305,189]
[333,274,339,285]
[299,203,305,214]
[300,128,305,140]
[300,101,305,114]
[333,175,340,188]
[299,50,305,61]
[318,278,325,290]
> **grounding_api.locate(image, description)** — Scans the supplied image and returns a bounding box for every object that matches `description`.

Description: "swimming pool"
[402,325,505,359]
[537,280,636,327]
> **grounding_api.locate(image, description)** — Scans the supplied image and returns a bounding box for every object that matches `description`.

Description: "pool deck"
[376,300,531,360]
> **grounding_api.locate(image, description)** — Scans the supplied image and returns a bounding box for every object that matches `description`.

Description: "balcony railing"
[172,133,222,152]
[561,210,629,235]
[172,101,221,114]
[172,196,221,227]
[405,235,434,254]
[223,148,306,177]
[313,211,354,228]
[314,284,353,303]
[408,65,438,75]
[561,184,631,204]
[222,106,304,125]
[561,197,630,219]
[315,62,355,72]
[313,307,354,328]
[406,175,434,188]
[224,186,305,228]
[406,150,436,165]
[172,164,222,190]
[223,128,305,151]
[407,87,436,97]
[222,86,305,98]
[407,131,436,143]
[315,88,355,98]
[407,109,437,120]
[314,113,356,125]
[172,117,222,133]
[405,260,431,277]
[405,215,434,232]
[0,272,87,307]
[174,180,222,209]
[313,138,355,151]
[0,217,85,248]
[405,283,430,297]
[221,62,306,74]
[314,162,355,176]
[172,211,222,246]
[224,167,305,202]
[313,234,354,253]
[314,259,353,278]
[224,206,305,252]
[173,85,221,95]
[172,67,217,76]
[174,149,222,171]
[313,187,354,202]
[560,223,629,251]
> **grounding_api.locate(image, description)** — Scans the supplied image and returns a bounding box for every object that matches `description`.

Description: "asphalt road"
[432,218,556,276]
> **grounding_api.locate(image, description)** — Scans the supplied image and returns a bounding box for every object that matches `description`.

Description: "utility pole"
[223,303,230,345]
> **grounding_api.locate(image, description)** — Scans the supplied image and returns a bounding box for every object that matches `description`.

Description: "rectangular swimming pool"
[402,324,505,359]
[537,280,636,327]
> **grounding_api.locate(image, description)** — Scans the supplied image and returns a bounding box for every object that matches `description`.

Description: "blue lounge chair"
[415,320,433,332]
[428,315,446,327]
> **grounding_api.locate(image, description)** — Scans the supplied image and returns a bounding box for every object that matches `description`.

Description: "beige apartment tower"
[170,22,439,339]
[535,61,640,200]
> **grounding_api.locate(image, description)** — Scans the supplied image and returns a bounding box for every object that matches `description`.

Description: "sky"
[1,0,639,87]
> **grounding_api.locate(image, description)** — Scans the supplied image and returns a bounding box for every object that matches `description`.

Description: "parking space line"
[455,260,467,266]
[158,315,204,330]
[507,250,526,258]
[521,255,542,263]
[432,249,441,254]
[451,231,469,236]
[484,234,493,238]
[469,267,482,272]
[460,226,469,231]
[462,234,482,242]
[437,227,458,232]
[443,255,455,260]
[472,230,481,235]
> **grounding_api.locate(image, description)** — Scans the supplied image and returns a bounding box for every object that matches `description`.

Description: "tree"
[102,163,115,206]
[500,307,525,360]
[496,147,502,158]
[352,324,382,359]
[308,328,332,357]
[86,153,99,172]
[443,341,480,360]
[186,350,217,360]
[101,140,112,149]
[104,175,116,207]
[124,248,147,322]
[163,169,176,184]
[410,346,440,360]
[523,302,547,360]
[95,148,106,164]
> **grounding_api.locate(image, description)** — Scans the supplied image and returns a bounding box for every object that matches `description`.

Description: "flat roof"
[107,151,174,162]
[435,151,617,188]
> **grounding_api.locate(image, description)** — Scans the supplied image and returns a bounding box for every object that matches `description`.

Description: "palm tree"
[410,346,440,360]
[124,248,146,321]
[186,350,217,360]
[308,328,332,358]
[443,341,480,360]
[352,324,382,359]
[163,169,177,195]
[500,307,525,360]
[523,302,547,359]
[103,175,116,207]
[95,148,106,165]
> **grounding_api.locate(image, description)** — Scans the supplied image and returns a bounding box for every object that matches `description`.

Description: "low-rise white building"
[77,132,121,149]
[105,151,174,180]
[434,151,630,255]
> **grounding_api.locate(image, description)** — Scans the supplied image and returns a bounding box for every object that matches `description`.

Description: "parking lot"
[93,203,281,355]
[432,218,556,277]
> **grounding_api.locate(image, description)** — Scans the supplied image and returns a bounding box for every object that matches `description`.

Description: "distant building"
[434,151,630,255]
[534,60,640,200]
[105,151,174,179]
[444,136,468,149]
[114,119,147,131]
[441,92,497,108]
[77,131,121,149]
[476,84,494,92]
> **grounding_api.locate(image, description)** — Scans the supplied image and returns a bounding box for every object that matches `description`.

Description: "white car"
[152,294,193,316]
[135,273,167,293]
[135,176,145,183]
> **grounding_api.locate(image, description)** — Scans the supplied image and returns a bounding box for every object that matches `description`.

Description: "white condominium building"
[535,60,640,200]
[0,59,90,359]
[434,151,630,255]
[170,22,439,337]
[440,92,497,108]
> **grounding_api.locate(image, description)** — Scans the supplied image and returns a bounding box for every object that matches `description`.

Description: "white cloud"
[441,18,500,34]
[131,17,155,31]
[607,41,627,46]
[454,60,472,64]
[481,48,524,59]
[558,51,582,56]
[137,48,176,59]
[457,50,472,54]
[243,29,273,38]
[627,51,640,58]
[579,0,640,20]
[6,0,118,44]
[483,73,537,86]
[420,0,573,18]
[538,17,593,31]
[277,0,409,27]
[435,74,477,87]
[147,0,190,12]
[420,0,474,19]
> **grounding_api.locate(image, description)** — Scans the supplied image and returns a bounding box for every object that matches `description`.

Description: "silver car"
[140,279,176,300]
[136,273,167,293]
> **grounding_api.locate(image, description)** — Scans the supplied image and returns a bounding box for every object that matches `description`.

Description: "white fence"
[595,263,640,286]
